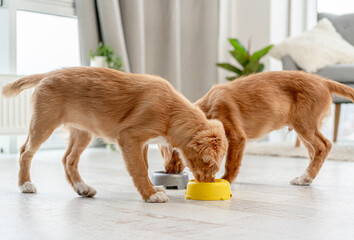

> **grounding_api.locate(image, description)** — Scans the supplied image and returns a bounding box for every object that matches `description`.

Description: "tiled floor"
[1,147,354,240]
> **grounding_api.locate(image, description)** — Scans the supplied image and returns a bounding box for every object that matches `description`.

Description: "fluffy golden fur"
[2,67,228,202]
[161,71,354,186]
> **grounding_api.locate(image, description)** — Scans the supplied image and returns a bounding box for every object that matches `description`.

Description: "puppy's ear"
[202,155,219,171]
[190,119,228,168]
[190,129,225,165]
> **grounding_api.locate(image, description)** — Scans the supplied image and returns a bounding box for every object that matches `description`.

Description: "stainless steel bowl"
[151,171,189,189]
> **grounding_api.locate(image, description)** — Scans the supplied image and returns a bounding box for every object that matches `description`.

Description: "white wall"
[218,0,288,82]
[233,0,271,55]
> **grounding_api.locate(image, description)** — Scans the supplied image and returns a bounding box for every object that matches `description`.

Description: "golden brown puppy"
[2,67,227,202]
[161,71,354,186]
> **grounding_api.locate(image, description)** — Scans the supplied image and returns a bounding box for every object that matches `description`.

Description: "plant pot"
[90,56,108,68]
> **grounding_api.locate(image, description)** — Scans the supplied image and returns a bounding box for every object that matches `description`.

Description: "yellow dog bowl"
[185,179,232,201]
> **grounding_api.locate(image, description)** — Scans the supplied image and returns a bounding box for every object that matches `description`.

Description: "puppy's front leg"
[159,145,185,173]
[119,138,168,203]
[220,117,247,183]
[222,136,246,183]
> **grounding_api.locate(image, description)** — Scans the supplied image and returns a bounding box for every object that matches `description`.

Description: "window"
[0,0,79,75]
[317,0,354,15]
[0,0,79,151]
[15,10,80,148]
[16,10,80,75]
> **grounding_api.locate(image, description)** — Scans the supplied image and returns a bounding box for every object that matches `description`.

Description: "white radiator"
[0,75,32,135]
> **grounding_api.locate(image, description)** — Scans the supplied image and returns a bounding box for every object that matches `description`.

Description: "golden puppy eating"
[161,71,354,186]
[2,67,227,202]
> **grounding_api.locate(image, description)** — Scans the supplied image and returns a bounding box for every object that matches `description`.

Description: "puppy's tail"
[2,74,46,98]
[326,80,354,102]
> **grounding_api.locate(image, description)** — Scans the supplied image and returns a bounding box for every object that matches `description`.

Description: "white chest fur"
[145,136,169,146]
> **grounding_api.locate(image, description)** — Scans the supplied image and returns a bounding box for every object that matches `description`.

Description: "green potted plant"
[90,42,124,71]
[217,38,273,81]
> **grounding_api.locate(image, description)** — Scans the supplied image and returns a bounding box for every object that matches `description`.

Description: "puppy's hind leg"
[291,128,332,186]
[62,127,95,197]
[289,92,333,185]
[19,116,59,193]
[299,135,315,160]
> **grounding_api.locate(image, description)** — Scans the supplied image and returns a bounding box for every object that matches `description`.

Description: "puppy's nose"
[196,176,206,182]
[206,176,215,183]
[195,174,202,182]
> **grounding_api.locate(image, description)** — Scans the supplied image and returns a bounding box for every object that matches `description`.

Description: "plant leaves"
[226,76,238,81]
[216,63,242,75]
[217,39,271,79]
[257,63,264,72]
[89,50,95,60]
[229,38,248,56]
[243,60,259,75]
[250,44,274,62]
[228,38,249,66]
[229,50,249,67]
[90,42,124,71]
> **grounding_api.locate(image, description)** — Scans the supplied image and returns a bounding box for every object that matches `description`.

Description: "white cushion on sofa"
[270,18,354,73]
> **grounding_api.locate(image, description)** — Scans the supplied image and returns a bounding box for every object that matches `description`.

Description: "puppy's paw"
[74,182,97,197]
[164,152,185,174]
[146,192,169,203]
[19,182,37,193]
[290,175,313,186]
[165,162,184,174]
[153,186,166,192]
[221,174,235,184]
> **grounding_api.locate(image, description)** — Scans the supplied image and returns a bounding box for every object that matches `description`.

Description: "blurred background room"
[0,0,353,159]
[1,1,354,239]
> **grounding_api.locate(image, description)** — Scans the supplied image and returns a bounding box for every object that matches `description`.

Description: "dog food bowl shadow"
[151,171,189,189]
[185,179,232,201]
